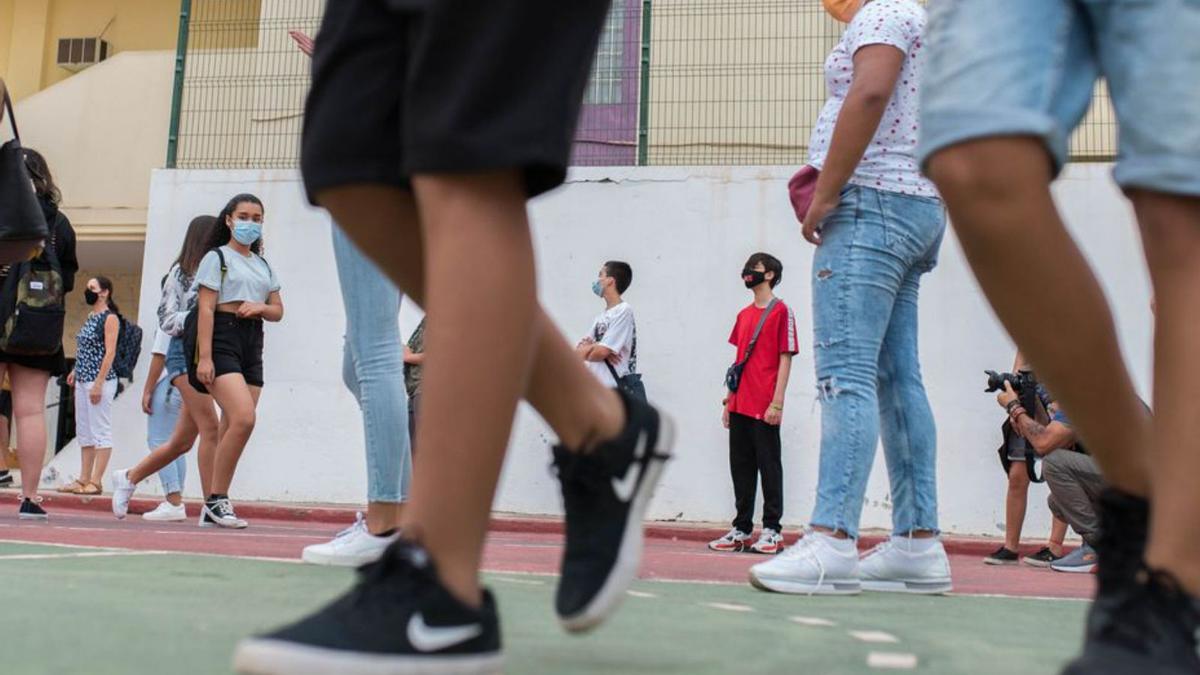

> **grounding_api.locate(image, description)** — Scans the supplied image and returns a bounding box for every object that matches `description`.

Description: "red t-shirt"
[727,300,799,420]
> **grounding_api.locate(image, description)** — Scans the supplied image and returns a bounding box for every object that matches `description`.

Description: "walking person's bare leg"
[1131,190,1200,594]
[927,139,1152,494]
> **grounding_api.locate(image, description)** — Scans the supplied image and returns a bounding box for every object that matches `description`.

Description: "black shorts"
[187,312,265,393]
[301,0,612,203]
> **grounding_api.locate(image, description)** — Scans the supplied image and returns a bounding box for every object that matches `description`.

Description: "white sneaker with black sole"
[205,497,248,529]
[234,540,503,675]
[552,389,674,634]
[302,513,399,567]
[859,537,953,594]
[111,469,137,519]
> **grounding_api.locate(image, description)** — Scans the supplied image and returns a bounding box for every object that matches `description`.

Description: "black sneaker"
[233,540,503,675]
[1061,568,1200,675]
[199,508,216,528]
[0,470,12,488]
[983,546,1019,565]
[205,497,248,529]
[552,390,674,634]
[18,496,48,520]
[1076,489,1150,651]
[1022,546,1059,568]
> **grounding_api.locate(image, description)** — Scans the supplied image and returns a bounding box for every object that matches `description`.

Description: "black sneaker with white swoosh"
[553,389,674,633]
[233,540,502,675]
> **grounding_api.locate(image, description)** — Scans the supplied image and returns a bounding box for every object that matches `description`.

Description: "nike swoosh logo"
[407,613,483,653]
[611,432,649,502]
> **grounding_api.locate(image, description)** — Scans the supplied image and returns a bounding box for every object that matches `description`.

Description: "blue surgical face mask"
[592,280,604,297]
[232,219,262,246]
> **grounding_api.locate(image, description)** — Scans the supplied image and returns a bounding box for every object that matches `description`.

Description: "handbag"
[0,88,50,264]
[725,298,778,392]
[605,360,646,401]
[787,165,821,224]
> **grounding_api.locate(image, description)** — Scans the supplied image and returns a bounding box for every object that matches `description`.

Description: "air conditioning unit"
[56,37,110,72]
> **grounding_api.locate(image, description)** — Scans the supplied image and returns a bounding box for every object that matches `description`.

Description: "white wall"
[115,164,1152,537]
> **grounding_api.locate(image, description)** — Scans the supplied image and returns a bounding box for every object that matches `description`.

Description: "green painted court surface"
[1,542,1085,674]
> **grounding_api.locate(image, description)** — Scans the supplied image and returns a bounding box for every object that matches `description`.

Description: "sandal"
[57,479,87,494]
[78,481,102,496]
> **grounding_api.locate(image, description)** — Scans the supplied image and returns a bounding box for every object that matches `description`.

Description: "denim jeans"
[332,224,411,503]
[147,376,186,495]
[809,186,946,539]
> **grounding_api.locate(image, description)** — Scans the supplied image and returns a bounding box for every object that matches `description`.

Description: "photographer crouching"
[996,370,1104,573]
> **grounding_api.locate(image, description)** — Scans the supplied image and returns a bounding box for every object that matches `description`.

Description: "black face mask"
[742,268,767,289]
[84,290,100,305]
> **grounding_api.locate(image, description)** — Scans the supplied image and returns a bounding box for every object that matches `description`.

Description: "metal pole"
[637,0,652,166]
[165,0,192,168]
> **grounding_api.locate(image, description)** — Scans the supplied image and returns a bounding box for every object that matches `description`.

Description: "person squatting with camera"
[993,366,1105,574]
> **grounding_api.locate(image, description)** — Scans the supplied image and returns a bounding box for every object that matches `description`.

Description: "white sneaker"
[749,528,784,555]
[142,501,187,522]
[204,498,248,529]
[749,530,861,595]
[859,537,953,594]
[301,513,399,567]
[111,469,137,519]
[708,528,753,552]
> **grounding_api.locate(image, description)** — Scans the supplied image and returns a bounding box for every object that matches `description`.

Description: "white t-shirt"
[151,327,172,384]
[806,0,936,198]
[194,246,280,305]
[584,302,637,388]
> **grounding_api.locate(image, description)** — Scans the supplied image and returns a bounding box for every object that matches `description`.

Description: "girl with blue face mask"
[182,193,284,529]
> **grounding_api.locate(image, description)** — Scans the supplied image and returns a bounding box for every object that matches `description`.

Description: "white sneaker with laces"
[749,530,861,595]
[110,469,137,519]
[859,537,953,594]
[142,501,187,522]
[301,513,399,567]
[749,528,784,554]
[708,527,753,552]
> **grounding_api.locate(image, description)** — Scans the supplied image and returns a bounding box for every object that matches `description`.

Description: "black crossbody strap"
[3,89,18,140]
[737,299,778,368]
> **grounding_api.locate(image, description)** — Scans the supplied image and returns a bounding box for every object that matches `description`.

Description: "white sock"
[815,531,857,553]
[892,535,938,553]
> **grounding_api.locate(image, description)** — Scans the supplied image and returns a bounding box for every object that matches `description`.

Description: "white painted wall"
[109,164,1151,538]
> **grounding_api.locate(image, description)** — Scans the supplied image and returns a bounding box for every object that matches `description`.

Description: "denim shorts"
[165,336,188,382]
[918,0,1200,197]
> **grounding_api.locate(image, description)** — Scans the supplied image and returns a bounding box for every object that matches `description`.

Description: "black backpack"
[0,235,65,356]
[97,312,143,381]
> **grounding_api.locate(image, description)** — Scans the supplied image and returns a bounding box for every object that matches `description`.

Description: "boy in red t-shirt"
[710,253,798,555]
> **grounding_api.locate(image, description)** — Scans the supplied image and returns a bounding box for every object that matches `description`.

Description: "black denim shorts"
[187,312,264,393]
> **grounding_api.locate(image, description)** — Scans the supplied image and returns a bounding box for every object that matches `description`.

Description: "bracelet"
[769,403,784,411]
[1005,399,1022,413]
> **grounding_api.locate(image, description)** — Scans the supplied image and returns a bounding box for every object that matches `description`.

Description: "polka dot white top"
[806,0,937,198]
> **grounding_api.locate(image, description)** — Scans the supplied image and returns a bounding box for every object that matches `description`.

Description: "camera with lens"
[984,369,1037,395]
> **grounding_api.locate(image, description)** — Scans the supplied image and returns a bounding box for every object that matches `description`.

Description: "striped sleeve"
[779,302,799,355]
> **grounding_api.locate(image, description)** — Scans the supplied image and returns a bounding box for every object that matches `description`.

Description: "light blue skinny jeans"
[147,377,186,495]
[332,225,411,503]
[809,185,947,539]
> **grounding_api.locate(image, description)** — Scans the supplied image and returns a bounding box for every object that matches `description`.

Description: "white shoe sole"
[18,512,48,521]
[143,512,188,522]
[233,638,503,675]
[557,413,675,634]
[204,505,248,529]
[301,546,388,568]
[748,570,862,595]
[1050,564,1097,574]
[861,578,953,595]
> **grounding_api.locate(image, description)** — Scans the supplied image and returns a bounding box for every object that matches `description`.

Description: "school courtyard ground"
[0,492,1092,675]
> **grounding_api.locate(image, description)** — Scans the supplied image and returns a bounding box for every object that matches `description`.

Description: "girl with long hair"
[4,148,78,519]
[66,277,121,495]
[187,194,281,528]
[111,215,223,524]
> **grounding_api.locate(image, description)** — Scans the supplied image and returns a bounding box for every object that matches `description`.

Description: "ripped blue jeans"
[809,185,946,539]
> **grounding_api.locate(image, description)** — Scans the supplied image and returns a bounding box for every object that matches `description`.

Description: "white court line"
[493,577,546,586]
[867,652,918,670]
[703,602,754,613]
[849,630,900,644]
[627,590,658,599]
[0,550,170,561]
[791,616,837,627]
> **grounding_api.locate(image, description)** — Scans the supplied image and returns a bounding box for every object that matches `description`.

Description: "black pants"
[729,412,783,533]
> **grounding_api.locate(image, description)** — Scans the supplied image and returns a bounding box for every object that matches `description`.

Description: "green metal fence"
[169,0,1117,170]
